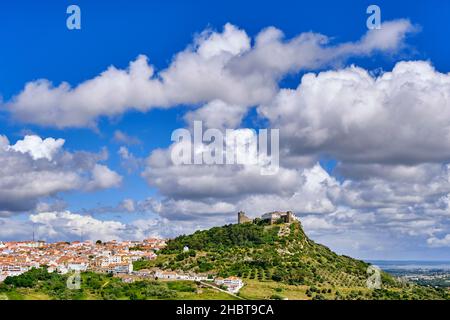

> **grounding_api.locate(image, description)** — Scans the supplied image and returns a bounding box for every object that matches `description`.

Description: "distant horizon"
[368,260,450,263]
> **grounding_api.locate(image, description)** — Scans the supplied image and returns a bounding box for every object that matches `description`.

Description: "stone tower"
[238,211,251,224]
[286,211,294,223]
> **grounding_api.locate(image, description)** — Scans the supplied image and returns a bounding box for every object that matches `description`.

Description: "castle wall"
[237,211,296,224]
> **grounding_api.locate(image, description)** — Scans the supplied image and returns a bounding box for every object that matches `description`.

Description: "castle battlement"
[237,211,298,225]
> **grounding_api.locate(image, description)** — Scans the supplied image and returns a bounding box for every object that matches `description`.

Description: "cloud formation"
[0,210,205,242]
[8,135,65,161]
[260,60,450,165]
[113,130,141,145]
[0,135,122,215]
[5,20,415,128]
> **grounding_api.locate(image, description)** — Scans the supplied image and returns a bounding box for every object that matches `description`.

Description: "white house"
[215,276,244,293]
[67,263,88,272]
[107,263,133,274]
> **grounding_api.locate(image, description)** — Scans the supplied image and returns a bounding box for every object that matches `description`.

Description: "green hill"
[2,220,448,300]
[140,220,449,300]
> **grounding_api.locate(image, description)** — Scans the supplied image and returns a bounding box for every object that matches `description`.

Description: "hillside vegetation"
[140,221,449,300]
[0,268,234,300]
[1,221,448,300]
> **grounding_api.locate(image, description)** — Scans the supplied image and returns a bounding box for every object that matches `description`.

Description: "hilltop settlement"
[0,211,293,294]
[1,211,449,300]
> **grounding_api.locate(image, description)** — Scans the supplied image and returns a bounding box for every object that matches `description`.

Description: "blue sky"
[1,0,450,260]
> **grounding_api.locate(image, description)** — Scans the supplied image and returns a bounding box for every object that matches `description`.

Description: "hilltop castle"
[237,211,297,225]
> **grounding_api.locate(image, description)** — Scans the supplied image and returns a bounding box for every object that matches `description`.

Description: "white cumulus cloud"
[8,135,65,161]
[5,20,415,128]
[0,134,122,214]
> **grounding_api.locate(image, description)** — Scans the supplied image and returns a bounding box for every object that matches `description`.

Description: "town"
[0,238,163,280]
[0,238,244,294]
[0,211,301,295]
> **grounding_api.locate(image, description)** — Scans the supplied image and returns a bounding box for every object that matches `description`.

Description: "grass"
[238,279,377,300]
[160,280,238,300]
[175,288,238,300]
[239,279,310,300]
[5,291,25,300]
[21,291,52,300]
[2,276,445,300]
[2,278,239,300]
[133,254,175,271]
